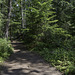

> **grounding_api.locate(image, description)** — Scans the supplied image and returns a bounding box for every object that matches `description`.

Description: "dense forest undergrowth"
[0,0,75,75]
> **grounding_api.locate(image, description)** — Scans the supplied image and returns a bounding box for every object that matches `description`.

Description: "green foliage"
[19,1,75,74]
[0,13,3,37]
[34,46,75,75]
[70,11,75,36]
[32,27,75,75]
[0,0,75,75]
[42,25,71,48]
[64,36,75,51]
[0,0,2,3]
[51,48,75,75]
[52,0,75,40]
[22,0,57,45]
[0,38,13,61]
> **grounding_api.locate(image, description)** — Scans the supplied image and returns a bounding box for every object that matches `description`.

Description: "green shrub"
[49,48,75,75]
[33,44,75,75]
[0,38,13,60]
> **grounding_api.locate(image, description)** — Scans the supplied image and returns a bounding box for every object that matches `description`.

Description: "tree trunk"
[21,0,24,28]
[5,0,12,39]
[21,0,26,28]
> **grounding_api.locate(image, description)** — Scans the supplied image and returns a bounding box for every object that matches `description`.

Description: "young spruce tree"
[24,0,58,46]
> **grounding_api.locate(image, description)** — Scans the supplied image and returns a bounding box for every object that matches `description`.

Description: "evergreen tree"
[70,8,75,36]
[22,0,58,45]
[52,0,74,31]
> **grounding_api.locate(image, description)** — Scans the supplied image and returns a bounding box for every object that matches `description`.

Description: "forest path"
[1,41,62,75]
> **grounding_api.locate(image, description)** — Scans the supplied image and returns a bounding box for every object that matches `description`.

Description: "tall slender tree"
[5,0,12,39]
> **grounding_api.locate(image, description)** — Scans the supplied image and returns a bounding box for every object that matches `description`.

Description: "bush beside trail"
[0,38,13,63]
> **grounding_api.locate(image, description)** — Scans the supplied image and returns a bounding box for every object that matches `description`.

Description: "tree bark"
[21,0,26,28]
[5,0,12,39]
[21,0,24,28]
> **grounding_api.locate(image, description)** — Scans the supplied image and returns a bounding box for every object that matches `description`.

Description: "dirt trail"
[1,41,62,75]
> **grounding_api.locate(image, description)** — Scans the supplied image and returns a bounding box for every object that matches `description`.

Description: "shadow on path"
[1,41,62,75]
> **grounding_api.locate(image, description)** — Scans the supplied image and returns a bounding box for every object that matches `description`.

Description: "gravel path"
[1,41,62,75]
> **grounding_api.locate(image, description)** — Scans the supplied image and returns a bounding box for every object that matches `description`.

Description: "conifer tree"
[23,0,58,45]
[70,8,75,36]
[52,0,74,30]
